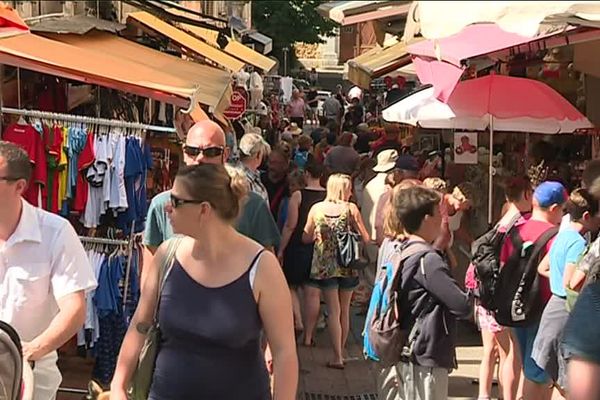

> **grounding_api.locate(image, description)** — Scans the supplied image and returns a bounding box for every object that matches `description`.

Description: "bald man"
[143,120,280,257]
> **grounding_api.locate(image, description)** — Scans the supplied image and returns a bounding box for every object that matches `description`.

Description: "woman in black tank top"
[111,164,298,400]
[278,161,326,332]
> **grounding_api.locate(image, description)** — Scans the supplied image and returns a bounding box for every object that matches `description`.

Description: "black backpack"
[472,214,522,310]
[494,226,558,327]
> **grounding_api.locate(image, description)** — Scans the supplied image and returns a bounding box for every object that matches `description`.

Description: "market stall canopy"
[403,1,600,40]
[317,1,411,26]
[408,24,568,68]
[347,41,411,88]
[228,16,273,55]
[37,31,232,117]
[0,32,231,114]
[382,76,592,134]
[127,11,244,73]
[407,23,600,102]
[0,3,28,37]
[28,15,125,35]
[383,74,593,225]
[166,8,276,72]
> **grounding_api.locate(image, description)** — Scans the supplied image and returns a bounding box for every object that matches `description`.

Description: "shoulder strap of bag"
[153,237,183,323]
[389,241,432,292]
[527,226,559,264]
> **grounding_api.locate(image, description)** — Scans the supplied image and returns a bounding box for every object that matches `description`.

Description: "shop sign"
[224,87,247,120]
[454,132,478,164]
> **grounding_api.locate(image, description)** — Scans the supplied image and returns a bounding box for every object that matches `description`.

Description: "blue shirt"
[548,227,587,297]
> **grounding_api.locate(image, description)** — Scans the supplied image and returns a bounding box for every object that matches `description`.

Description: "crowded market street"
[1,1,600,400]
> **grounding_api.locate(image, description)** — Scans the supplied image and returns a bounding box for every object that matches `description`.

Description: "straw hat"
[373,149,399,172]
[288,122,302,136]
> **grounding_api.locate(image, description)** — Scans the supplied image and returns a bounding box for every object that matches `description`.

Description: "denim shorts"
[306,276,359,291]
[514,323,550,384]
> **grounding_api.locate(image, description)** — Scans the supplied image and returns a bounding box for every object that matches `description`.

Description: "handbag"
[129,237,181,400]
[336,207,367,270]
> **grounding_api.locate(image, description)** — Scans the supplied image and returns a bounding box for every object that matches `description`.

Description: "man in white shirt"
[361,150,399,291]
[0,141,97,400]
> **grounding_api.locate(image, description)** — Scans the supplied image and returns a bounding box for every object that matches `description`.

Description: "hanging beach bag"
[129,237,182,400]
[336,207,367,270]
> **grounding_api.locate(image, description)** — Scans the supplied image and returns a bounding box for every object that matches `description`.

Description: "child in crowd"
[535,188,600,397]
[392,186,470,399]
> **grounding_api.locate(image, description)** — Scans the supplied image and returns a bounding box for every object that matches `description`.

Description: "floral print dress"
[310,206,358,280]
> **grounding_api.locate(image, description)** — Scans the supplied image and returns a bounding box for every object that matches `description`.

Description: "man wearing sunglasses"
[144,120,280,260]
[0,141,97,399]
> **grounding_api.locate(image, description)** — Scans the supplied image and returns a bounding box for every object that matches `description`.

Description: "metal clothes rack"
[79,236,130,246]
[0,107,177,133]
[79,225,139,315]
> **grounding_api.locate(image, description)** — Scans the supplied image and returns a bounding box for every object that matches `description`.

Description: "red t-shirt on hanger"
[42,124,63,213]
[2,123,47,206]
[73,132,95,213]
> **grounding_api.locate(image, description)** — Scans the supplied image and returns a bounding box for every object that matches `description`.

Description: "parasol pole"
[488,114,494,226]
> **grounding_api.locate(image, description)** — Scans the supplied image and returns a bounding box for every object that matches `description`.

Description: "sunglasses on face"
[182,145,224,158]
[170,193,205,209]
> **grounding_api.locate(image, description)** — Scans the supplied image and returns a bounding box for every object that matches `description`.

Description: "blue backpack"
[293,150,310,171]
[363,240,431,366]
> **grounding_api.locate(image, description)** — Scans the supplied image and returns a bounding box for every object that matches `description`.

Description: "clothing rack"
[79,236,130,246]
[0,107,177,133]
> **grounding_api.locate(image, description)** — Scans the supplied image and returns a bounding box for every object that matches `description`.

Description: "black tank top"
[290,188,327,245]
[149,250,270,400]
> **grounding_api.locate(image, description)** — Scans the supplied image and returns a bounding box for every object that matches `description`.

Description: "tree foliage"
[252,0,338,55]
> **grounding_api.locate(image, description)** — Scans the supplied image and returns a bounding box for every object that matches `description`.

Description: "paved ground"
[56,308,489,400]
[297,307,492,400]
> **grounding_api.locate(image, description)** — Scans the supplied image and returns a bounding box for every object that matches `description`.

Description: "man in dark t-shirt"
[261,148,290,220]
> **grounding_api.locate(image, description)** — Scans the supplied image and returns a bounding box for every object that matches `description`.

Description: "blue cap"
[534,181,568,208]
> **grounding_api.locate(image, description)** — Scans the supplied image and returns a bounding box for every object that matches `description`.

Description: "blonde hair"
[177,164,248,223]
[383,179,421,239]
[423,177,448,193]
[326,173,352,202]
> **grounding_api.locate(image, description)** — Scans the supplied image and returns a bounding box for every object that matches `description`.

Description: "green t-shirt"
[143,190,281,249]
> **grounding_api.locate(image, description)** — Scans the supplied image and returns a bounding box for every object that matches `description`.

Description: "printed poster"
[454,132,478,164]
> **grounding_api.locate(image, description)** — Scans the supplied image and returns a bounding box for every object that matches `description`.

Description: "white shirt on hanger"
[82,134,109,228]
[109,131,128,210]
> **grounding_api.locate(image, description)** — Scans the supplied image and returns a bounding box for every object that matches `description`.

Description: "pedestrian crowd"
[1,85,600,400]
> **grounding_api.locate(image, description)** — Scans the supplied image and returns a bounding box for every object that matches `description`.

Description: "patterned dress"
[310,207,358,281]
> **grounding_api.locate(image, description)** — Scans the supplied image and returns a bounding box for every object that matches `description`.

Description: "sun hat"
[239,133,271,158]
[288,122,302,136]
[373,149,399,173]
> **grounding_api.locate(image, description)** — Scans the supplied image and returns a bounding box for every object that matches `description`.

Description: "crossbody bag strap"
[153,237,183,323]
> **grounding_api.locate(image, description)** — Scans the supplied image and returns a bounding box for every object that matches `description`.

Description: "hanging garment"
[82,134,110,228]
[2,123,47,206]
[109,131,128,210]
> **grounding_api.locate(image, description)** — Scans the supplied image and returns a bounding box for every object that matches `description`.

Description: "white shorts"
[32,351,61,400]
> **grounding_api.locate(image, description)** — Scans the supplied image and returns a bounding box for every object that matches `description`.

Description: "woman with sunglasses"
[111,163,298,400]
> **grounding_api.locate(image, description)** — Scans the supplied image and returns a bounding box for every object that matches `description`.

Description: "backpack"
[493,226,558,327]
[293,150,309,171]
[471,214,522,309]
[363,241,431,367]
[0,320,32,400]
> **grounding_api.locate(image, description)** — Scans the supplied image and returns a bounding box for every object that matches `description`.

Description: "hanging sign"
[454,132,478,164]
[224,87,248,120]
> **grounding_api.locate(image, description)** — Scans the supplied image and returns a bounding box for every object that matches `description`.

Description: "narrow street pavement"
[58,308,489,400]
[297,307,490,400]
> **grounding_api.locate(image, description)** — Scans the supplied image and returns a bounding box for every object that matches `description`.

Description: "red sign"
[224,87,247,120]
